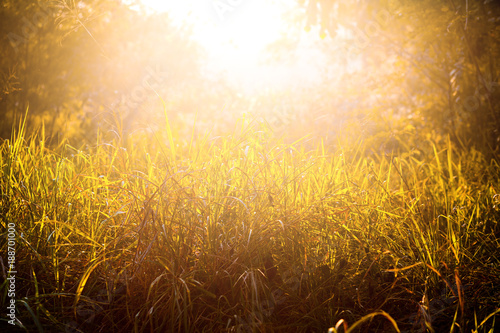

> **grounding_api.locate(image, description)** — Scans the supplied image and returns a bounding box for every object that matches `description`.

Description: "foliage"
[1,114,499,332]
[1,0,500,331]
[0,0,202,142]
[297,0,500,153]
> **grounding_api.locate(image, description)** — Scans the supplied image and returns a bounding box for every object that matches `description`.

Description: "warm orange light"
[136,0,321,92]
[139,1,285,55]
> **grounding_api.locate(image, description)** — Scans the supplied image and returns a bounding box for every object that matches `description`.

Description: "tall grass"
[1,116,499,332]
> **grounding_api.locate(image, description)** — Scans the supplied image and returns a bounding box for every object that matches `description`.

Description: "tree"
[0,0,202,142]
[296,0,500,152]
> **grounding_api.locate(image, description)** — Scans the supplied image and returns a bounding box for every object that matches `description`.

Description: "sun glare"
[139,0,284,50]
[136,0,321,91]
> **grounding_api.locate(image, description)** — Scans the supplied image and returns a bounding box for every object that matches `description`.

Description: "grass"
[1,115,499,332]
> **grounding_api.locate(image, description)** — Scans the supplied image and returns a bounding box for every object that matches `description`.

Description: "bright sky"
[135,0,325,92]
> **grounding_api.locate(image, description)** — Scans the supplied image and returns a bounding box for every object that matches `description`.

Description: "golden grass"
[1,115,499,332]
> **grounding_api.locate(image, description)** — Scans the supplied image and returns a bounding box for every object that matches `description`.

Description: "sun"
[136,0,314,91]
[137,1,286,54]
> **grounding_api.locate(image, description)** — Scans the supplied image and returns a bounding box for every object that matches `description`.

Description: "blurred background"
[1,0,499,154]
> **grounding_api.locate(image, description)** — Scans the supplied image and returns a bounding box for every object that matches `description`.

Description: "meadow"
[1,113,499,332]
[2,0,500,331]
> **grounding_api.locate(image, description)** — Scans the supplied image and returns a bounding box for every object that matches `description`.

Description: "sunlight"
[5,1,500,330]
[136,0,321,91]
[139,0,284,53]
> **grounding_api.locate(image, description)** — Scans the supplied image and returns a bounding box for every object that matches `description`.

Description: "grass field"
[1,115,499,332]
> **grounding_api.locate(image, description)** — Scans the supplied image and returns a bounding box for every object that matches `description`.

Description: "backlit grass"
[1,116,499,332]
